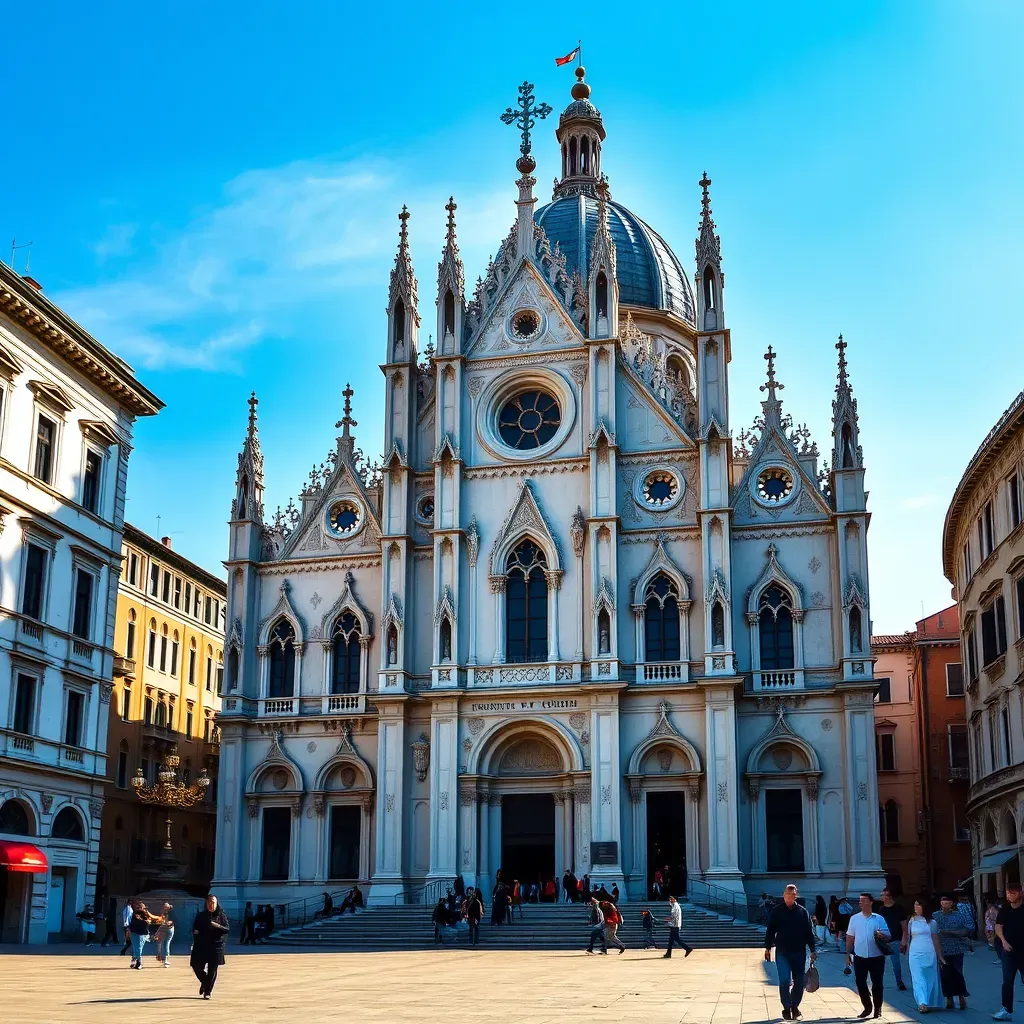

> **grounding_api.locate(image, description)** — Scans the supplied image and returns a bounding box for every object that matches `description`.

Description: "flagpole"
[578,39,582,68]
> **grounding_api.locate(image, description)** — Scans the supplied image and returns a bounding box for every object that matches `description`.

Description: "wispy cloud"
[57,157,514,372]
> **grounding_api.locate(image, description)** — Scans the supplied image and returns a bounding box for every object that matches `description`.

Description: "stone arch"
[0,794,37,836]
[314,750,375,792]
[245,734,306,795]
[983,815,998,848]
[627,733,702,776]
[488,480,562,577]
[469,718,583,777]
[746,544,804,617]
[258,580,305,645]
[1000,807,1018,847]
[50,803,87,842]
[321,570,374,638]
[632,535,691,606]
[745,720,821,776]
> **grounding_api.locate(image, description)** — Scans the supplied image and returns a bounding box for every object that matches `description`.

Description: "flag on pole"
[555,46,580,67]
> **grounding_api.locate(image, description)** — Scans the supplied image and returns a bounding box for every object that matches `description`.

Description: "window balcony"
[322,694,366,715]
[261,698,295,716]
[19,618,43,643]
[10,733,35,753]
[752,669,804,691]
[62,745,85,765]
[70,638,95,666]
[640,661,687,683]
[113,656,136,680]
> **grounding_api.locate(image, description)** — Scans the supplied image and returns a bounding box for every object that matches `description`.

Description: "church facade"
[212,71,883,909]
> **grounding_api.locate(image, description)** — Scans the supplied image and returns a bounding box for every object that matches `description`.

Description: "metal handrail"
[391,879,450,906]
[277,888,353,930]
[685,878,750,923]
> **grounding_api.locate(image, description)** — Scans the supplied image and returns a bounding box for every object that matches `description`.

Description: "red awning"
[0,840,49,873]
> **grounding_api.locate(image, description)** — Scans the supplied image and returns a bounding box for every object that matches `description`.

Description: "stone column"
[491,577,506,664]
[628,778,643,896]
[313,795,327,882]
[478,789,490,891]
[701,679,743,890]
[588,689,623,888]
[748,779,766,873]
[369,696,408,904]
[545,570,563,663]
[842,687,884,883]
[574,780,591,876]
[459,783,478,890]
[428,698,459,881]
[803,776,821,874]
[564,790,575,871]
[554,793,564,871]
[685,778,702,878]
[489,795,502,880]
[360,792,373,880]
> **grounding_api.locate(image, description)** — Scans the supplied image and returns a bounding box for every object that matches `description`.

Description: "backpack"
[838,900,854,915]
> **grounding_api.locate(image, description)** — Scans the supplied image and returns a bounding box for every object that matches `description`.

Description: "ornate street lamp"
[132,748,210,877]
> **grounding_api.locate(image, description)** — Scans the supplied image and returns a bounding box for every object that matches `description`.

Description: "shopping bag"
[804,965,820,993]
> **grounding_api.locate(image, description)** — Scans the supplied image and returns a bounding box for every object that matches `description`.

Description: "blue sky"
[4,1,1022,632]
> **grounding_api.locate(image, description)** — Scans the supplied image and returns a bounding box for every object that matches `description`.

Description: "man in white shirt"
[119,900,134,956]
[663,895,693,959]
[845,893,891,1019]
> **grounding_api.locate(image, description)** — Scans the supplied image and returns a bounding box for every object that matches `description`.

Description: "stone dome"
[534,195,695,326]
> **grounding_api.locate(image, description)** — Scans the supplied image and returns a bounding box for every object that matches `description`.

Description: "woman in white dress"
[903,899,945,1012]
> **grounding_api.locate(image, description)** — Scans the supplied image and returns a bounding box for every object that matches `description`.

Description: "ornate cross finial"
[445,197,457,245]
[836,333,849,386]
[335,383,357,438]
[761,346,784,398]
[501,81,552,174]
[398,205,410,248]
[696,170,721,271]
[247,391,259,433]
[700,171,712,211]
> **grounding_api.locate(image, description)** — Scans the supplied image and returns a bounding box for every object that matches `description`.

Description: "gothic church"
[213,70,883,907]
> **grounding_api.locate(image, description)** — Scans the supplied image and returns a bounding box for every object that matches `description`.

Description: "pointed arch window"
[841,423,855,468]
[597,608,611,655]
[645,574,680,661]
[711,601,726,649]
[268,619,296,698]
[331,612,361,694]
[439,617,453,662]
[596,271,608,319]
[227,646,239,690]
[759,586,795,670]
[569,136,578,177]
[386,624,398,666]
[849,605,863,654]
[443,290,455,338]
[239,474,248,513]
[703,267,716,310]
[506,540,548,663]
[393,298,406,352]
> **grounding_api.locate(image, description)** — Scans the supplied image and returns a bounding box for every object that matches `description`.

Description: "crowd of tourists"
[764,881,1024,1021]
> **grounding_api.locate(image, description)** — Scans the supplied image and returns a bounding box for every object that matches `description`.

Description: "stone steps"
[269,901,765,950]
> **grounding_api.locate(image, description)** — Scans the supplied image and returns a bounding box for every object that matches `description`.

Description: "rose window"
[756,467,794,504]
[510,308,541,340]
[643,470,678,507]
[327,499,361,536]
[498,390,561,450]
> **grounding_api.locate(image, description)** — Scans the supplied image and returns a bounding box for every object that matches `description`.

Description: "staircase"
[269,901,764,951]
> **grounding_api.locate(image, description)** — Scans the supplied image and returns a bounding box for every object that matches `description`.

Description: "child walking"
[641,909,658,949]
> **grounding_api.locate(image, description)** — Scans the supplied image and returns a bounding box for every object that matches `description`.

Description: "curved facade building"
[943,390,1024,894]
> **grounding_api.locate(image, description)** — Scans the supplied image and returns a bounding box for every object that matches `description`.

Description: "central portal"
[501,793,555,886]
[646,791,687,897]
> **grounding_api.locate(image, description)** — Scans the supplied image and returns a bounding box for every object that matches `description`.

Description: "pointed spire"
[696,171,721,271]
[234,390,264,522]
[759,345,785,427]
[437,196,465,294]
[832,334,862,469]
[335,382,357,461]
[389,205,419,311]
[592,175,617,276]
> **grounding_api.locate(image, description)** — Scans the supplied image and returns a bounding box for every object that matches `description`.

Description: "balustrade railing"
[642,662,684,682]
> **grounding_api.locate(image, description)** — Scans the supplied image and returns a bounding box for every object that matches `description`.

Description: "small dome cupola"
[554,67,606,200]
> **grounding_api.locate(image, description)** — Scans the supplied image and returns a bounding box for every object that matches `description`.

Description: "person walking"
[190,894,229,999]
[935,893,971,1010]
[845,892,891,1019]
[986,896,1002,964]
[641,909,657,949]
[878,888,909,991]
[993,880,1024,1021]
[240,901,255,944]
[602,900,626,954]
[764,884,816,1020]
[812,896,829,950]
[663,895,693,959]
[119,899,134,956]
[956,890,976,953]
[585,896,608,954]
[466,887,484,946]
[128,901,163,969]
[154,903,175,967]
[904,898,944,1012]
[432,897,448,944]
[76,903,97,946]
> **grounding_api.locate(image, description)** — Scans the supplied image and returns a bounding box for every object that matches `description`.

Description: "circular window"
[643,471,678,507]
[510,308,541,340]
[755,467,794,505]
[327,499,361,537]
[498,390,561,450]
[416,494,435,524]
[631,464,685,513]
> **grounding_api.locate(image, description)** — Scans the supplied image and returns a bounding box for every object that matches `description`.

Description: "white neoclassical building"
[0,263,162,942]
[213,71,884,910]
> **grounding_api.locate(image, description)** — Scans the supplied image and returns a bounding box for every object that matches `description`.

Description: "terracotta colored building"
[871,632,925,897]
[913,606,972,894]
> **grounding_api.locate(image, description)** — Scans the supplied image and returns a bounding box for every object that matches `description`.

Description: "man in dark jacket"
[191,894,229,999]
[765,884,817,1020]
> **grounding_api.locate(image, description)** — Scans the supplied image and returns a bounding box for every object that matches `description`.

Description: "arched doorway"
[464,721,586,896]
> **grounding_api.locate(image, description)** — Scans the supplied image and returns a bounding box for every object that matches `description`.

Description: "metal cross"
[835,334,849,383]
[500,82,552,158]
[760,345,784,396]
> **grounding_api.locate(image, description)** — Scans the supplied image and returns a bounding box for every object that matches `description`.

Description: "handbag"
[804,965,820,994]
[874,929,893,957]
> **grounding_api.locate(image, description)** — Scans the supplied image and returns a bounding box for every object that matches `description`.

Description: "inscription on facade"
[469,699,579,713]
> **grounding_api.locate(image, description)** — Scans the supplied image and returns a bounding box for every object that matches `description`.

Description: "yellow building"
[98,524,226,897]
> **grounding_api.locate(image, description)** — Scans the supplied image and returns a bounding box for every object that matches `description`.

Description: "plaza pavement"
[0,938,1010,1024]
